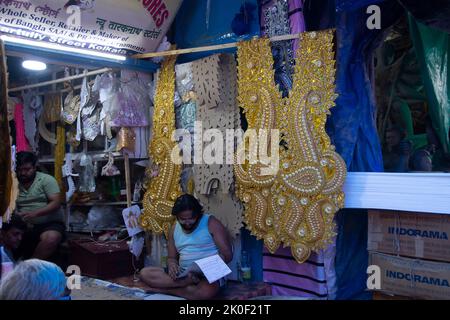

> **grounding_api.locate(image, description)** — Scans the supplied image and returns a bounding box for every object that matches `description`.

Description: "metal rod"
[133,32,303,59]
[8,67,112,92]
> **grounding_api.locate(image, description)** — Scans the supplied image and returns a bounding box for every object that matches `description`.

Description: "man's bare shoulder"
[207,215,225,231]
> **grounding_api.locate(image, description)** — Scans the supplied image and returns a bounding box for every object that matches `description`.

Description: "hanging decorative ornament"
[42,93,61,124]
[61,91,81,125]
[66,130,80,148]
[116,127,136,153]
[7,97,17,122]
[140,54,182,238]
[38,115,57,144]
[101,152,120,177]
[62,153,78,203]
[234,29,347,263]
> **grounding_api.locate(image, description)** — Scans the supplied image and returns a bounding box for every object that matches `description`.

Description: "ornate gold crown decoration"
[234,30,347,263]
[140,55,182,238]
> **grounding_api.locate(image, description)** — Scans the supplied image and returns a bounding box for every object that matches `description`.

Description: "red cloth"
[14,103,30,152]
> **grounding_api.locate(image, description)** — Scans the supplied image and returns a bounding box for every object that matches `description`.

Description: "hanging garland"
[234,30,347,263]
[54,122,66,195]
[140,54,182,238]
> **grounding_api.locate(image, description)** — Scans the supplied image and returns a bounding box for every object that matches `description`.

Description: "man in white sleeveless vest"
[139,194,233,300]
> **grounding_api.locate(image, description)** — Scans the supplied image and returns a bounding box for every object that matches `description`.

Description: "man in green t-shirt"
[15,152,65,261]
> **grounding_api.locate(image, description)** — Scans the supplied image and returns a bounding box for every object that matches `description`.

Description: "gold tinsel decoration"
[54,122,66,194]
[140,55,182,238]
[0,41,17,220]
[234,30,347,263]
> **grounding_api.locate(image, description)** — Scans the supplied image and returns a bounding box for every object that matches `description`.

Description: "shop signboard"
[0,0,183,56]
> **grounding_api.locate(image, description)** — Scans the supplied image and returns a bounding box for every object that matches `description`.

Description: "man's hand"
[168,261,179,280]
[19,211,38,221]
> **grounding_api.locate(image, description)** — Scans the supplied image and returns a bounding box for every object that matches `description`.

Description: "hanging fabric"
[42,94,61,124]
[263,247,329,298]
[288,0,306,54]
[22,91,42,152]
[172,0,260,63]
[14,103,30,152]
[128,126,152,159]
[260,0,295,96]
[330,0,404,300]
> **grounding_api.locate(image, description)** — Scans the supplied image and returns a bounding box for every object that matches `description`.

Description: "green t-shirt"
[16,171,64,225]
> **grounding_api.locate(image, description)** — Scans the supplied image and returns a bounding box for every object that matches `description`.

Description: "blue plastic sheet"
[328,7,385,172]
[173,0,260,63]
[335,0,385,12]
[335,209,370,300]
[329,0,403,300]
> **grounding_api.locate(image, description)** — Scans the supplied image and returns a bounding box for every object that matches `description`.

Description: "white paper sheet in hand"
[194,255,232,284]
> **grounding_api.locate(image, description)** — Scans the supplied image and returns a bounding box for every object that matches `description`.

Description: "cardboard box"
[372,291,413,300]
[369,252,450,300]
[368,210,450,262]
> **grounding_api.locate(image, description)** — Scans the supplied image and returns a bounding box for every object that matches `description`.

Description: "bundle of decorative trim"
[234,30,347,263]
[54,122,66,194]
[140,55,182,238]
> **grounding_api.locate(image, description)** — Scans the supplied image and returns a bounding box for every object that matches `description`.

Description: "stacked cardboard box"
[368,210,450,300]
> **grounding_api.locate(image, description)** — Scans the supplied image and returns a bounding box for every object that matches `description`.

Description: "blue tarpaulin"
[329,0,402,300]
[173,0,260,63]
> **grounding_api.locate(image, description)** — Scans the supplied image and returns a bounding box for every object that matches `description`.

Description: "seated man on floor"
[15,152,65,261]
[139,194,233,300]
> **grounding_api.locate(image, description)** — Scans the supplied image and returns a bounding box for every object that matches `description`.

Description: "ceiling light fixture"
[22,60,47,71]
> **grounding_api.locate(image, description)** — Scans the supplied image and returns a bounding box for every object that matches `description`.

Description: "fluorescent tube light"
[1,35,127,61]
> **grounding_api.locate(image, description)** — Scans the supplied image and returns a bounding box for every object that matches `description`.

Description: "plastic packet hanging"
[110,81,149,127]
[79,154,96,193]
